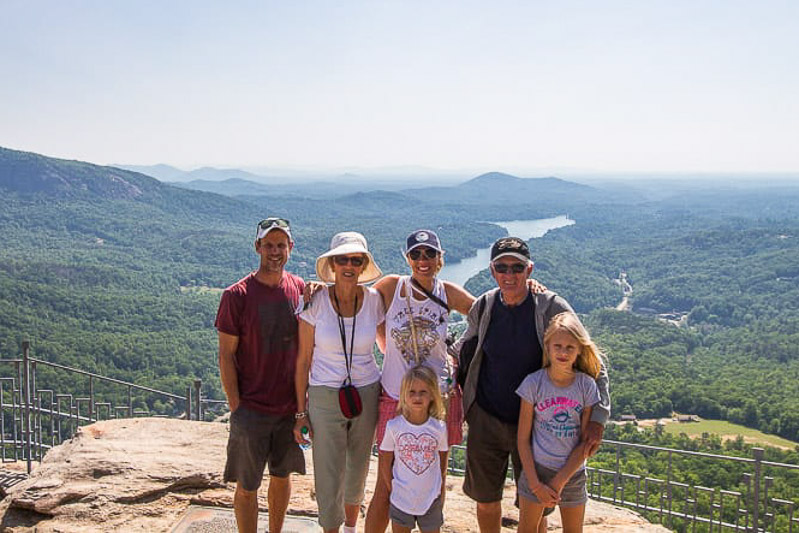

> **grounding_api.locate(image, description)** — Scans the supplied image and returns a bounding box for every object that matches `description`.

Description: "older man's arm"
[583,360,610,456]
[547,294,610,457]
[449,294,481,355]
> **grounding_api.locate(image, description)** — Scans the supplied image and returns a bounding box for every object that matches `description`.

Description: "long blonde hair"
[398,365,446,421]
[542,312,603,379]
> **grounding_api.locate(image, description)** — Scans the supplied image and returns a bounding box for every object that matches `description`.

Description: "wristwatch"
[295,411,308,419]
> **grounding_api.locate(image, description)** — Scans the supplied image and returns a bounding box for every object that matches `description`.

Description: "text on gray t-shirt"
[515,369,601,470]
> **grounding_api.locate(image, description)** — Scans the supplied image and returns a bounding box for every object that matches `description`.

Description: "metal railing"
[586,439,799,532]
[3,341,797,531]
[0,341,217,473]
[444,439,798,533]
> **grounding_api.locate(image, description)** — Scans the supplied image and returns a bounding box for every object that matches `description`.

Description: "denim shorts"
[518,463,587,508]
[223,406,306,491]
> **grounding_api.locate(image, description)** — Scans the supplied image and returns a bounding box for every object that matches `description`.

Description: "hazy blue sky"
[2,1,797,174]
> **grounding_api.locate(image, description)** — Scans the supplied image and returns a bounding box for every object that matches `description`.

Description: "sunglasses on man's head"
[408,248,439,261]
[334,255,365,267]
[258,217,290,230]
[493,262,527,274]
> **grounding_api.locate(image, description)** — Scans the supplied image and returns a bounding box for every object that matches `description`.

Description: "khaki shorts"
[223,406,305,491]
[463,402,522,503]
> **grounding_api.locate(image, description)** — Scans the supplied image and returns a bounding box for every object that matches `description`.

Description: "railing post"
[88,375,94,422]
[752,447,764,533]
[185,386,192,421]
[614,443,620,502]
[194,379,202,422]
[22,340,32,474]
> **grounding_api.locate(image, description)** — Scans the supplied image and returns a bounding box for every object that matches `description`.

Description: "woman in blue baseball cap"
[364,229,479,532]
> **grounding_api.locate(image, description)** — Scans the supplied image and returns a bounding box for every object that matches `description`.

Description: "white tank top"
[381,276,451,399]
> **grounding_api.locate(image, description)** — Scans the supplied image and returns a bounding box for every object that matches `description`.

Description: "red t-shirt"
[215,271,305,415]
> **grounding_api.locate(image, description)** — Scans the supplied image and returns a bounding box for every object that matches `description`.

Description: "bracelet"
[294,411,308,419]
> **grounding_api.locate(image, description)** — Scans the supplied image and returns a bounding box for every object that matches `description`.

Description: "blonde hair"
[398,365,446,421]
[542,312,603,379]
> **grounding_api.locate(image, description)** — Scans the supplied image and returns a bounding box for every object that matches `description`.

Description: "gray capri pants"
[308,380,381,529]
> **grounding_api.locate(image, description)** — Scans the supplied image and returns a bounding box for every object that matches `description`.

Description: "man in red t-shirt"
[215,217,306,533]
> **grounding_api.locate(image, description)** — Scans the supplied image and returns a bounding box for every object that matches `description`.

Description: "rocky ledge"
[0,418,667,532]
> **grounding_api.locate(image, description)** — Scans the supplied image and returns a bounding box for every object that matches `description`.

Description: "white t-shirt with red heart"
[380,414,448,515]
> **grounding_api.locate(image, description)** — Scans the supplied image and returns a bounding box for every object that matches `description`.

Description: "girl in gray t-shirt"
[515,312,603,533]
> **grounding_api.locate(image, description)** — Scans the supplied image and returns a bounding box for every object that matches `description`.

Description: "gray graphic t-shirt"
[516,369,601,470]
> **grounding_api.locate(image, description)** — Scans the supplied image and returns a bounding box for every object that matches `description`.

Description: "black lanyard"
[333,289,358,386]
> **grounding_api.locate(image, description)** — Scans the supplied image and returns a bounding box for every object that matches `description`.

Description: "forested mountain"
[401,171,624,205]
[2,145,799,444]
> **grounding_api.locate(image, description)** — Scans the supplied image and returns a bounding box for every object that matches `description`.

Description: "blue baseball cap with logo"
[405,229,444,254]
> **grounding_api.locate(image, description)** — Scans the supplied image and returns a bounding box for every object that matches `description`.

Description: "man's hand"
[293,416,313,444]
[227,397,240,414]
[582,421,605,457]
[303,281,325,308]
[527,278,547,294]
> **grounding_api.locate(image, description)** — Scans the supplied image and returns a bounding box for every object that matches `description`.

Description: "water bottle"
[300,425,312,451]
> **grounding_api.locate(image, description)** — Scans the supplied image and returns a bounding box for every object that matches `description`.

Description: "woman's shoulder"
[302,285,330,317]
[363,286,382,299]
[373,275,402,298]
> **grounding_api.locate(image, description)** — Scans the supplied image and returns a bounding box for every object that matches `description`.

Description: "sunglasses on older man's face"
[334,255,365,267]
[258,217,290,230]
[493,262,527,274]
[408,248,439,261]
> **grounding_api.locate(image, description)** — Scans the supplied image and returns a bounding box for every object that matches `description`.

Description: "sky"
[1,1,798,175]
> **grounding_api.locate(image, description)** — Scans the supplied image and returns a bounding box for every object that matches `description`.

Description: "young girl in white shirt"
[379,365,449,533]
[516,312,603,533]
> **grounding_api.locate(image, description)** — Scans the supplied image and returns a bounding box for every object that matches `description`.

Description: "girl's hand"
[531,481,559,506]
[549,478,566,496]
[293,416,313,444]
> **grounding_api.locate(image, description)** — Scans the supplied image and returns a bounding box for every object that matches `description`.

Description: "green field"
[664,419,799,450]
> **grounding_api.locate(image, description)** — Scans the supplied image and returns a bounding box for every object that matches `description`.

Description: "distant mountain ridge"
[402,171,603,205]
[463,171,587,190]
[115,164,187,182]
[2,146,618,215]
[1,146,164,199]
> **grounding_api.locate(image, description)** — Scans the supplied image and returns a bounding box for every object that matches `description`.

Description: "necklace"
[334,289,358,386]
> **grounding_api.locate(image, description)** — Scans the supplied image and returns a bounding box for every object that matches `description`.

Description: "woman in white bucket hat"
[294,231,385,533]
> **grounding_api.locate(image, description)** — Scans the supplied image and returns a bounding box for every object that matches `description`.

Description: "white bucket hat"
[315,231,383,284]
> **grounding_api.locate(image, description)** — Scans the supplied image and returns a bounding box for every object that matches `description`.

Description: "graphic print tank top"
[381,276,450,399]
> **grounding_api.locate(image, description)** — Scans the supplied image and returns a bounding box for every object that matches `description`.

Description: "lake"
[439,215,575,287]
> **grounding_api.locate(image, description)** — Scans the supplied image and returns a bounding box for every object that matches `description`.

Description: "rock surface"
[0,418,668,532]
